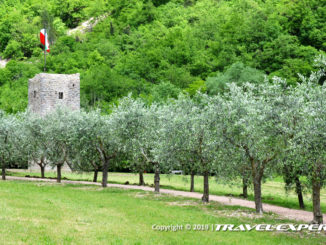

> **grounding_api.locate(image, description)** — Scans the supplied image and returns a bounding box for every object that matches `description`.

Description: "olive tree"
[110,96,150,186]
[113,100,165,192]
[69,109,123,187]
[204,94,256,200]
[42,108,79,183]
[68,110,103,183]
[156,94,223,202]
[0,112,26,180]
[153,96,200,192]
[221,81,285,213]
[137,103,164,192]
[286,75,326,224]
[94,112,123,188]
[278,56,326,223]
[275,82,308,210]
[23,112,51,178]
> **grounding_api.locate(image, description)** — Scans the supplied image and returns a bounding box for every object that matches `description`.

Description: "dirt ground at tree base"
[4,176,325,224]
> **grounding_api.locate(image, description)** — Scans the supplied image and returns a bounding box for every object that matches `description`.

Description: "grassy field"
[0,180,325,245]
[7,170,326,213]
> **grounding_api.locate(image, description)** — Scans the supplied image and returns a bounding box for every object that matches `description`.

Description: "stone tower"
[28,73,80,116]
[28,73,80,172]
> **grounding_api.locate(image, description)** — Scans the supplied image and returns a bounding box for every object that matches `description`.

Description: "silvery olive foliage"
[219,79,287,214]
[108,96,150,185]
[67,110,103,181]
[72,109,123,187]
[22,111,51,177]
[204,94,252,197]
[154,96,201,176]
[109,96,184,190]
[154,94,224,200]
[124,101,165,192]
[43,108,78,166]
[41,108,80,182]
[0,111,26,179]
[284,69,326,223]
[273,78,308,209]
[94,112,124,187]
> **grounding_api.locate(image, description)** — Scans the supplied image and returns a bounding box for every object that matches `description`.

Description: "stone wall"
[28,73,80,116]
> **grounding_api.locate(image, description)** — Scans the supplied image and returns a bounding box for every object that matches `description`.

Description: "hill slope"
[0,0,325,112]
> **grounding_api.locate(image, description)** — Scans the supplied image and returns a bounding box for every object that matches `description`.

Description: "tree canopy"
[0,0,325,112]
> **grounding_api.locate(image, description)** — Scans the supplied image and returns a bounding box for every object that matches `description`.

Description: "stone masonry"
[28,73,80,116]
[28,73,80,171]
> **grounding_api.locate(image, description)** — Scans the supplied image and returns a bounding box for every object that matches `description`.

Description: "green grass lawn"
[0,180,325,245]
[7,170,326,213]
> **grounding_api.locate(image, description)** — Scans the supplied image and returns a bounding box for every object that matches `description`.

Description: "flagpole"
[44,28,46,72]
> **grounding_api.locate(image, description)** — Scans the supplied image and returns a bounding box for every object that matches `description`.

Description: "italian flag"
[40,29,50,53]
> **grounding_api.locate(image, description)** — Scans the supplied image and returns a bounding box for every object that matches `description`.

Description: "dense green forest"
[0,0,325,112]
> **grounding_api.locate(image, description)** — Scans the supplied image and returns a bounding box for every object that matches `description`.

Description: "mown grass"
[7,170,326,213]
[0,180,325,245]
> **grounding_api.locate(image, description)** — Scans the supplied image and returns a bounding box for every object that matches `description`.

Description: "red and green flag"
[40,29,50,53]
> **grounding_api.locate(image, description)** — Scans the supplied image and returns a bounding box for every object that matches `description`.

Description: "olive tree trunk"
[312,178,323,224]
[249,158,264,214]
[1,166,5,180]
[242,176,248,198]
[253,176,263,214]
[93,169,98,183]
[102,158,109,188]
[190,173,195,192]
[202,171,209,203]
[139,170,145,186]
[154,164,160,193]
[40,165,45,179]
[295,177,305,209]
[57,164,62,183]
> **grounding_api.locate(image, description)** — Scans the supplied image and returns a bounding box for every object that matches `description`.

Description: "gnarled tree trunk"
[202,171,209,203]
[154,164,160,192]
[1,166,5,180]
[190,172,195,192]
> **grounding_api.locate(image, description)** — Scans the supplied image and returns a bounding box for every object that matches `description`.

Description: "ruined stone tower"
[28,73,80,116]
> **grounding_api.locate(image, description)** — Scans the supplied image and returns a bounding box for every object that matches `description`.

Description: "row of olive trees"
[0,67,325,223]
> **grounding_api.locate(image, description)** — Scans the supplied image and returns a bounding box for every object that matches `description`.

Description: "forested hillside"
[0,0,325,112]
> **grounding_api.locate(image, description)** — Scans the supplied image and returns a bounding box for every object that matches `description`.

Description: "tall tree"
[221,80,285,213]
[156,94,223,202]
[285,65,326,224]
[42,108,78,183]
[109,96,150,185]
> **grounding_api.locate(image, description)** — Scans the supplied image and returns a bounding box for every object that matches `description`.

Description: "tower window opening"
[59,92,63,99]
[33,91,37,98]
